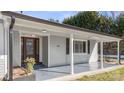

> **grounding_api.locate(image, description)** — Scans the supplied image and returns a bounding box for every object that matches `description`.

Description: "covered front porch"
[10,14,122,80]
[14,62,119,81]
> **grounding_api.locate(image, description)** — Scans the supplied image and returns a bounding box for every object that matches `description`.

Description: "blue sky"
[17,11,122,23]
[20,11,78,22]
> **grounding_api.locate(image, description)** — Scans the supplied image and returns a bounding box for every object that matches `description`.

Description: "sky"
[17,11,122,23]
[19,11,78,22]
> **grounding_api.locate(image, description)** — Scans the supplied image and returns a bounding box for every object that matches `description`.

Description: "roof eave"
[1,11,123,40]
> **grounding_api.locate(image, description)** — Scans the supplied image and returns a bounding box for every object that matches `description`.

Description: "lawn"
[77,67,124,81]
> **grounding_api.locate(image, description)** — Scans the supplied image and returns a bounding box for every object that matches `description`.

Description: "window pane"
[74,41,87,53]
[80,42,83,53]
[75,41,79,53]
[26,39,34,55]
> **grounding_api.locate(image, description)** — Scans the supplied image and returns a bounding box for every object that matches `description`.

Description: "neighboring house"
[0,11,122,79]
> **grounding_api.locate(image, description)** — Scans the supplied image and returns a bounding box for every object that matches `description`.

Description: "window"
[74,40,87,53]
[66,39,88,54]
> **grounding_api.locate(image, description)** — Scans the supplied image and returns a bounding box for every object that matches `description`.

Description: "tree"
[116,13,124,36]
[116,13,124,54]
[63,11,99,30]
[63,11,116,34]
[63,11,124,55]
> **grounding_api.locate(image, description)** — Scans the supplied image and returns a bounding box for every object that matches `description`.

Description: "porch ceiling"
[13,23,121,42]
[11,16,122,42]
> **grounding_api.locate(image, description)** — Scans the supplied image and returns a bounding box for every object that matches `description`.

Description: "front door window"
[26,39,34,56]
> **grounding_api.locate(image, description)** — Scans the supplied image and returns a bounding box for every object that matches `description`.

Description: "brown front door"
[21,37,39,63]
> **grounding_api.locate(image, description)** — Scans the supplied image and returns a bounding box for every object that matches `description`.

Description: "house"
[0,11,122,80]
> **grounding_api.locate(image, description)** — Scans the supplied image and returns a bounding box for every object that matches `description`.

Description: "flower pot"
[24,57,36,73]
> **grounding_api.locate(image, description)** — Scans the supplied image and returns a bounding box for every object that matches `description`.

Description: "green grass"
[77,67,124,81]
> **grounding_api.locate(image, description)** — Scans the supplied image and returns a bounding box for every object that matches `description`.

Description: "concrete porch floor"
[35,62,118,81]
[14,62,118,81]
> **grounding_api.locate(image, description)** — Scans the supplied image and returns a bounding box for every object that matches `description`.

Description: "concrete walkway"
[14,62,118,81]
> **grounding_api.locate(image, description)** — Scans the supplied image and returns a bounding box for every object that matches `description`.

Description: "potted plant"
[24,57,36,73]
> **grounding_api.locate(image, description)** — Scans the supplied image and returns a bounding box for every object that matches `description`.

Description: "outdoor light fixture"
[41,29,47,33]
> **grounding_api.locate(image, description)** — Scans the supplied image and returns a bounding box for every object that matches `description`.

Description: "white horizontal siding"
[0,59,5,78]
[49,35,92,67]
[0,20,7,78]
[66,54,90,64]
[49,35,66,67]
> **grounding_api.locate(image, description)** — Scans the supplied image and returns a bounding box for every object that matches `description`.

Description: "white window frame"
[73,39,87,55]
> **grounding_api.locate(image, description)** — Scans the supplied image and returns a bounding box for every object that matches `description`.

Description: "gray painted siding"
[42,36,48,67]
[13,31,21,66]
[39,37,43,62]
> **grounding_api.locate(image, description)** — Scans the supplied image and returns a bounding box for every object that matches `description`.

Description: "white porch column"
[100,41,104,69]
[117,41,120,64]
[70,34,74,74]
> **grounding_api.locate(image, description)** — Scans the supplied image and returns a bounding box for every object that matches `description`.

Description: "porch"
[2,12,122,80]
[11,17,121,81]
[14,62,119,81]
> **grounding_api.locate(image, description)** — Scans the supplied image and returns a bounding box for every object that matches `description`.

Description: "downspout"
[8,16,15,81]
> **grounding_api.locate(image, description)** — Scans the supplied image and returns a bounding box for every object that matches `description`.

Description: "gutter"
[7,16,15,81]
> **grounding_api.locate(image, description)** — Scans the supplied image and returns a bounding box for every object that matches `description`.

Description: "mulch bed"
[13,67,31,79]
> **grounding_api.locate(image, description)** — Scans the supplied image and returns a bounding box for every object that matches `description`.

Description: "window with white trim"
[73,41,87,53]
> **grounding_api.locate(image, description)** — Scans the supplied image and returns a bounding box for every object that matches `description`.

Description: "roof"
[1,11,123,40]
